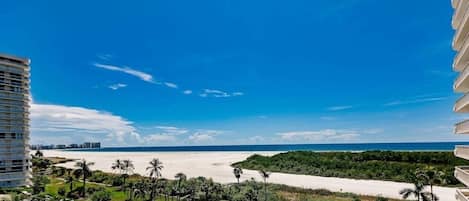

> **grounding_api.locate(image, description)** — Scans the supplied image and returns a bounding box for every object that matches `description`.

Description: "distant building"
[91,142,101,149]
[82,142,101,149]
[451,0,469,200]
[0,53,31,187]
[55,145,66,149]
[68,144,79,148]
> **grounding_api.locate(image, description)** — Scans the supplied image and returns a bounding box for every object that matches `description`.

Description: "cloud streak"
[199,89,244,98]
[384,96,447,106]
[277,129,360,142]
[94,63,155,83]
[327,105,353,111]
[109,83,127,90]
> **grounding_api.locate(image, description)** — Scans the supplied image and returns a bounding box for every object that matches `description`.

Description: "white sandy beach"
[42,150,457,200]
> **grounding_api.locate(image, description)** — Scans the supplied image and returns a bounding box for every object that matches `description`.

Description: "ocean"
[70,141,469,152]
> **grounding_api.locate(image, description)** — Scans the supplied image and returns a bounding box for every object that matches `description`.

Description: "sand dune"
[42,150,456,200]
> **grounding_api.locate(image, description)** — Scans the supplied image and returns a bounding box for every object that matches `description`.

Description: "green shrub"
[57,187,66,197]
[91,191,112,201]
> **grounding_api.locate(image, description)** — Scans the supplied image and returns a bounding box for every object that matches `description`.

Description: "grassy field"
[45,177,129,201]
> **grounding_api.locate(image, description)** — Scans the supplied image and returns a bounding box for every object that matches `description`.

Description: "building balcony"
[0,171,28,182]
[453,0,469,52]
[454,34,469,71]
[455,166,469,187]
[455,119,469,134]
[454,0,461,9]
[456,188,469,201]
[456,145,469,160]
[456,64,469,92]
[454,0,469,29]
[455,94,469,112]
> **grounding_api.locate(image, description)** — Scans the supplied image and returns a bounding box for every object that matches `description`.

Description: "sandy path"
[42,150,457,200]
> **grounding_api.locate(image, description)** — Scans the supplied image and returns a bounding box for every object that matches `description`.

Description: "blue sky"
[0,0,463,146]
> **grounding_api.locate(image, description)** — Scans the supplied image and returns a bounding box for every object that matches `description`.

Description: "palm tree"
[175,173,187,201]
[416,167,445,201]
[259,170,270,201]
[233,167,243,184]
[400,182,433,201]
[111,159,123,173]
[65,169,74,192]
[175,172,186,189]
[133,180,147,200]
[147,158,164,200]
[74,159,94,197]
[34,150,43,158]
[121,159,134,190]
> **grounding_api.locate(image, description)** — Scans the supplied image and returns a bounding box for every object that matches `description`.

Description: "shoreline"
[42,150,457,200]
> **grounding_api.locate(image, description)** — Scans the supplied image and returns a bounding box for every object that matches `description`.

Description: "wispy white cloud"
[94,63,155,83]
[109,83,127,90]
[183,90,193,95]
[143,134,177,143]
[199,89,244,98]
[277,129,360,142]
[188,130,224,144]
[155,126,189,135]
[327,105,353,111]
[31,103,142,145]
[384,96,447,106]
[164,82,178,89]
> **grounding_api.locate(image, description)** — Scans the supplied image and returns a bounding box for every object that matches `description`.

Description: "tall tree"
[74,159,94,197]
[416,167,445,201]
[147,158,164,200]
[121,159,135,190]
[233,167,243,184]
[65,169,74,192]
[399,182,433,201]
[259,170,270,201]
[111,159,123,173]
[175,173,187,201]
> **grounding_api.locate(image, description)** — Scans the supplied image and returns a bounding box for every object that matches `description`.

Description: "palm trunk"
[83,175,86,197]
[69,181,73,191]
[123,175,127,190]
[431,184,434,201]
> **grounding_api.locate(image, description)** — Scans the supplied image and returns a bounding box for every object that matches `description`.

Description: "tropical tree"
[74,159,95,197]
[34,150,44,158]
[147,158,164,200]
[132,180,148,200]
[416,167,445,201]
[111,159,123,173]
[175,172,187,197]
[65,169,74,192]
[233,167,243,184]
[121,159,134,190]
[259,170,270,201]
[399,182,433,201]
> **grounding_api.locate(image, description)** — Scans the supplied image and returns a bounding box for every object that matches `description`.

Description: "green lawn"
[44,177,171,201]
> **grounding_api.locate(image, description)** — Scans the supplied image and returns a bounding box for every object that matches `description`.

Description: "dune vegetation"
[233,151,467,186]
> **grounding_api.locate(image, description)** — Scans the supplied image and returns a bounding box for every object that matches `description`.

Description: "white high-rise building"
[0,53,31,187]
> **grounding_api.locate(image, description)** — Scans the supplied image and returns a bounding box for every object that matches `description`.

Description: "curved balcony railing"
[455,166,469,187]
[456,188,469,201]
[454,3,469,51]
[455,94,469,112]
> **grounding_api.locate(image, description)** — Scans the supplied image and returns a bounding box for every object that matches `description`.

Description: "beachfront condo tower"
[0,54,31,187]
[452,0,469,200]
